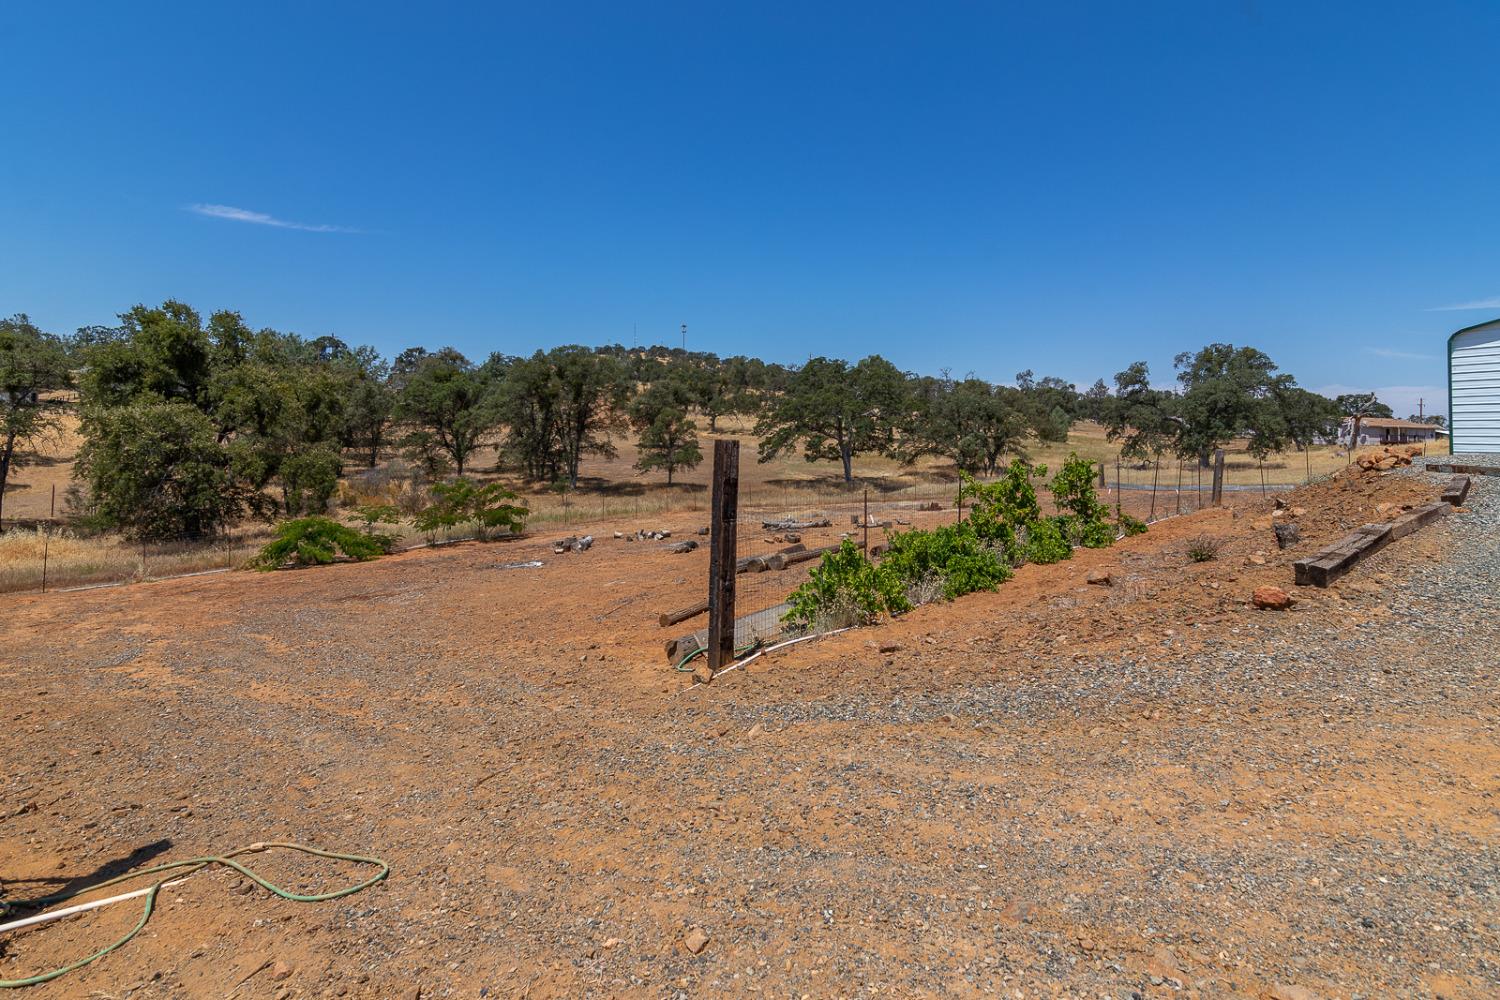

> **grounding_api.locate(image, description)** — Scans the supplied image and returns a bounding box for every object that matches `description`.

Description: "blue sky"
[4,2,1498,417]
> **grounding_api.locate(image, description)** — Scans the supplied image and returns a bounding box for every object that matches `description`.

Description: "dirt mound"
[1273,464,1440,546]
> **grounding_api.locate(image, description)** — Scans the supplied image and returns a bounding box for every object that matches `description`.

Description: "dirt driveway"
[2,470,1496,999]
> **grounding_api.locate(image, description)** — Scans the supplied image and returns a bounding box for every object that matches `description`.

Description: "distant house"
[1338,417,1447,447]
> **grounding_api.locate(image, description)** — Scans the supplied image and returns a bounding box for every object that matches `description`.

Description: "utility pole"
[681,323,687,353]
[1418,397,1424,420]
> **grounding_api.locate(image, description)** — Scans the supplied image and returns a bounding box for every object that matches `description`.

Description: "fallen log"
[664,540,698,554]
[665,632,703,663]
[767,543,839,571]
[659,598,709,628]
[735,543,803,574]
[761,517,831,530]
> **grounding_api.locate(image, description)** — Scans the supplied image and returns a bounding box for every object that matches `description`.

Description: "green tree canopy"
[629,374,703,485]
[1173,344,1295,463]
[492,346,630,487]
[0,315,74,529]
[1102,362,1179,461]
[756,355,909,485]
[76,400,251,540]
[905,374,1033,475]
[394,348,493,476]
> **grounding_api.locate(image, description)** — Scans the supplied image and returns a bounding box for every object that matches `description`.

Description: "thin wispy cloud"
[186,203,359,233]
[1364,346,1437,361]
[1427,296,1500,311]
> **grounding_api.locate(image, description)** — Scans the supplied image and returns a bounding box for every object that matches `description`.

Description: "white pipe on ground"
[0,875,193,935]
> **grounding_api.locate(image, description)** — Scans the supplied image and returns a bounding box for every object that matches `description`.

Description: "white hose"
[672,626,853,697]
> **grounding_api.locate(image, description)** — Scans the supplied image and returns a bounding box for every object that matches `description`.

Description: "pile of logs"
[552,535,593,554]
[616,529,673,542]
[655,541,841,628]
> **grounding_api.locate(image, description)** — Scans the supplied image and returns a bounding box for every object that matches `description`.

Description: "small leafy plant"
[251,516,390,570]
[1118,513,1148,537]
[1185,534,1223,562]
[783,540,905,631]
[1023,518,1072,564]
[1049,453,1114,548]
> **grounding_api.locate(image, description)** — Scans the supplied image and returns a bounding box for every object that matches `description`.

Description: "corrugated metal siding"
[1451,320,1500,453]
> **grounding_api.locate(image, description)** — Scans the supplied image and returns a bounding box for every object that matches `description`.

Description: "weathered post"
[1148,457,1160,521]
[704,439,740,680]
[1211,449,1226,506]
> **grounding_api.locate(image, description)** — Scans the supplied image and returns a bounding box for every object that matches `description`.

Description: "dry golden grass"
[0,527,264,594]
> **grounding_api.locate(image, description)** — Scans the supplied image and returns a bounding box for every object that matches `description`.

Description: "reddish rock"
[1252,585,1293,610]
[682,927,711,955]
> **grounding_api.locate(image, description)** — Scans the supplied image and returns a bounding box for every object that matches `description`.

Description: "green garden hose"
[0,841,389,989]
[674,639,762,672]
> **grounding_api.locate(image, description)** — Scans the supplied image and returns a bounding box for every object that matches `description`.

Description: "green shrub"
[784,455,1122,634]
[783,540,906,631]
[880,523,1010,600]
[1118,513,1148,537]
[251,516,390,570]
[960,463,1041,564]
[1048,453,1113,548]
[1023,517,1073,564]
[413,477,528,541]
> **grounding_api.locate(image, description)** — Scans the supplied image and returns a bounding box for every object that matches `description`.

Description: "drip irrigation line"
[0,841,389,989]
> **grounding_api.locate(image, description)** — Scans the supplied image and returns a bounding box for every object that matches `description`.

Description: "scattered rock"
[271,960,293,982]
[877,642,903,653]
[1266,986,1316,1000]
[682,927,711,955]
[1252,585,1293,610]
[1246,553,1266,566]
[1273,521,1301,549]
[1085,570,1113,586]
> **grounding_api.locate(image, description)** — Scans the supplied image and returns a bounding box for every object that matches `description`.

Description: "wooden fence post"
[1211,449,1226,506]
[705,439,740,679]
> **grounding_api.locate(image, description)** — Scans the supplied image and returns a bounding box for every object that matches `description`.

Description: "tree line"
[1,301,1385,539]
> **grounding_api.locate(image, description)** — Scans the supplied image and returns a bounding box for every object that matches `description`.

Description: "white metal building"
[1449,319,1500,453]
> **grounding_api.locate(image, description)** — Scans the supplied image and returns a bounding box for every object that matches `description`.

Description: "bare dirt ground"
[2,466,1496,999]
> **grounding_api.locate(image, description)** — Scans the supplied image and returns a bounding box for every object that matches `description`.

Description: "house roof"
[1346,417,1442,430]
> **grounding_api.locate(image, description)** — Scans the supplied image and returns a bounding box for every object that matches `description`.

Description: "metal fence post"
[1115,456,1122,521]
[705,439,740,679]
[862,488,869,555]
